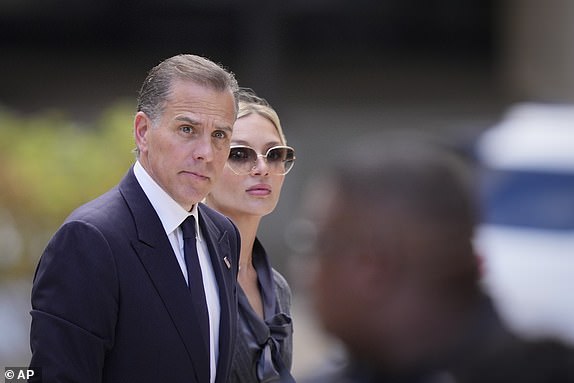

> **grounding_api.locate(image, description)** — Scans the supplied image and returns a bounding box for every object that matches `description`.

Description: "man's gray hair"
[137,54,239,124]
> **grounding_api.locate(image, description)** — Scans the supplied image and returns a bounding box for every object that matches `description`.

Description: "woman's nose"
[250,155,270,175]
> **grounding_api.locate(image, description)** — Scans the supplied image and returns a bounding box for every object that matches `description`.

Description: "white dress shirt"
[134,161,220,383]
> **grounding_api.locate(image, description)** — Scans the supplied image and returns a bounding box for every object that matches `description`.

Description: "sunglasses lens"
[228,147,257,174]
[267,147,292,162]
[267,147,295,174]
[227,146,295,175]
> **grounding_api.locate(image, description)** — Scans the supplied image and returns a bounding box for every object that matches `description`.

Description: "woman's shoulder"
[272,268,291,294]
[272,268,292,312]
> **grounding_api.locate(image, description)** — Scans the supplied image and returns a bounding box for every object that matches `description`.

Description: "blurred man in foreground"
[303,130,574,383]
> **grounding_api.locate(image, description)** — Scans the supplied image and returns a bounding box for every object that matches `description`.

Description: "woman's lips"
[246,184,272,196]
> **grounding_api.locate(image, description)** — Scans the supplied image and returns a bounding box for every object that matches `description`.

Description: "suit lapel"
[198,205,236,383]
[119,168,210,383]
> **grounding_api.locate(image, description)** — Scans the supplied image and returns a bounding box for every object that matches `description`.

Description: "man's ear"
[134,111,151,153]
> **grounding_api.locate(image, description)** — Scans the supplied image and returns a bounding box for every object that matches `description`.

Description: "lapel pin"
[223,256,231,269]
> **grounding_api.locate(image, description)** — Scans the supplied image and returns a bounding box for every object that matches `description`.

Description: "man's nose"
[192,135,215,161]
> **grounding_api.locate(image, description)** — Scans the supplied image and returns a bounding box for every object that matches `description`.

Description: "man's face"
[135,80,237,211]
[309,188,367,341]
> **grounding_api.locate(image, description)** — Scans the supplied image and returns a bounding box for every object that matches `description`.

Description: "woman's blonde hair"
[236,88,287,145]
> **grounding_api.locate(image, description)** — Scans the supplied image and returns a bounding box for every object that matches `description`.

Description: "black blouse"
[229,238,295,383]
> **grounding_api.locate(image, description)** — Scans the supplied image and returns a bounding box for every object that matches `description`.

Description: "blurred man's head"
[309,130,481,368]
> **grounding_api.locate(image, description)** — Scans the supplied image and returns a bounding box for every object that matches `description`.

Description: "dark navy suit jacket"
[30,167,240,383]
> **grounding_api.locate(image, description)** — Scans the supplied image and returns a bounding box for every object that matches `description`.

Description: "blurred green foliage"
[0,102,136,277]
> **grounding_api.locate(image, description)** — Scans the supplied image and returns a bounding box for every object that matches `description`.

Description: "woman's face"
[206,113,286,221]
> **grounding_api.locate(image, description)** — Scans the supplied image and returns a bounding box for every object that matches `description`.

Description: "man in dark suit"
[29,54,241,383]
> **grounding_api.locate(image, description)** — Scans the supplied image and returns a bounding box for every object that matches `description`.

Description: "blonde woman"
[205,89,296,382]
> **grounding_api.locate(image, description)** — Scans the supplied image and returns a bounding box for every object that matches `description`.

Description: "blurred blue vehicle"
[474,103,574,344]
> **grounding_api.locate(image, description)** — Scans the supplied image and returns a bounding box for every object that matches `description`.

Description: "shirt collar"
[133,160,200,236]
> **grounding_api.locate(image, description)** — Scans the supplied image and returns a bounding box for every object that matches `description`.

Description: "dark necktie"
[181,216,210,349]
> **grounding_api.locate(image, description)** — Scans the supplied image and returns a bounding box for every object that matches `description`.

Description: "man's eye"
[213,130,228,140]
[181,126,193,134]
